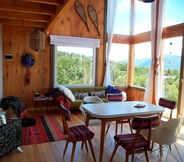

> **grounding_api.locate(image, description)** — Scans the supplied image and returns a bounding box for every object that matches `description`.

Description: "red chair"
[60,104,96,162]
[109,115,159,162]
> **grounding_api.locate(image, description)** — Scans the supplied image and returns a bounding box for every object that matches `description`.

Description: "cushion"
[73,92,89,99]
[58,85,75,102]
[90,90,106,98]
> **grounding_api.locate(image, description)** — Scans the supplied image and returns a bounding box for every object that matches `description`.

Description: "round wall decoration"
[21,53,35,68]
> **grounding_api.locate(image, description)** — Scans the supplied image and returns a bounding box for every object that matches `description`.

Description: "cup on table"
[35,93,40,97]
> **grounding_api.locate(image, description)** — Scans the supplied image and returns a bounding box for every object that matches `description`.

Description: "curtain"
[103,0,117,86]
[50,35,100,48]
[144,0,166,104]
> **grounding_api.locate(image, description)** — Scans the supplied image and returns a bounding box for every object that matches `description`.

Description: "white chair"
[79,96,111,134]
[141,118,183,162]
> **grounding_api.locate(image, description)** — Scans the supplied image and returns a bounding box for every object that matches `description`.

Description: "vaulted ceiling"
[0,0,74,32]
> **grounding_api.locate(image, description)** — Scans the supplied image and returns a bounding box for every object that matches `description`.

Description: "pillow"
[58,85,75,102]
[73,92,89,99]
[90,90,106,98]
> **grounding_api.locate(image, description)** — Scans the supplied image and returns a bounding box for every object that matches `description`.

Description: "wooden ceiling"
[0,0,74,32]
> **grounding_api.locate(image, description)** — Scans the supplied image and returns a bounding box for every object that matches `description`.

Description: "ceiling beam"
[20,0,64,5]
[0,11,50,23]
[0,18,46,29]
[0,0,55,15]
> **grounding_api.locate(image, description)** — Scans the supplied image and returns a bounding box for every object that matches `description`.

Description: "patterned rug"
[22,115,65,145]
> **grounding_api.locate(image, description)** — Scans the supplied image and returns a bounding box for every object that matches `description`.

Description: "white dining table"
[82,101,165,162]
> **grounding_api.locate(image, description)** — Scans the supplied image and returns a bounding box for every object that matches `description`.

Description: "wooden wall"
[2,0,107,108]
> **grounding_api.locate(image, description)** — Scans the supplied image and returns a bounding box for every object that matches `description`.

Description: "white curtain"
[144,0,166,104]
[103,0,117,86]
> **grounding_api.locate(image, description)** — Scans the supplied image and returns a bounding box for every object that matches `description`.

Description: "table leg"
[99,119,106,162]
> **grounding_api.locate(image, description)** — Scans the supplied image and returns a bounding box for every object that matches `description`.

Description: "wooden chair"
[109,115,159,162]
[59,104,96,162]
[158,97,176,123]
[107,93,133,135]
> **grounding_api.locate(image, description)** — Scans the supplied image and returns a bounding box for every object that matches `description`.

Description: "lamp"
[29,30,45,51]
[138,0,155,2]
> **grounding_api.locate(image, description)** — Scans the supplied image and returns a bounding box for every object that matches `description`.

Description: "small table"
[82,101,165,162]
[33,96,55,113]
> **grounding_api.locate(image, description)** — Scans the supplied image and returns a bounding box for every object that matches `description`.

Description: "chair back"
[151,118,183,145]
[132,115,159,150]
[159,97,176,110]
[107,93,123,102]
[60,104,71,136]
[159,97,176,119]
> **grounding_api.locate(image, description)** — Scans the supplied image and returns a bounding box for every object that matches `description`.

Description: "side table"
[0,118,23,157]
[33,96,55,113]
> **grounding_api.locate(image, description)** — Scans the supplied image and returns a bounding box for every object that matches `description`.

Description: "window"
[109,43,129,86]
[113,0,130,35]
[162,37,182,103]
[134,1,151,34]
[134,42,151,87]
[165,0,184,27]
[50,35,100,87]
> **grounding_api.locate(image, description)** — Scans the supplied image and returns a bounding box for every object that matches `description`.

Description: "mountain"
[133,54,181,70]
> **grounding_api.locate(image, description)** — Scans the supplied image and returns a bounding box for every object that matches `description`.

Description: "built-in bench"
[68,86,107,109]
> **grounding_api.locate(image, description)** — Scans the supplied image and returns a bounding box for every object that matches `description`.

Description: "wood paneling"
[2,0,105,109]
[127,87,145,101]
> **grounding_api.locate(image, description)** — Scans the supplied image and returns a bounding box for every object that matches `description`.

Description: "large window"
[134,0,151,34]
[165,0,184,27]
[134,42,151,87]
[109,43,129,86]
[50,35,100,87]
[162,37,182,103]
[113,0,130,35]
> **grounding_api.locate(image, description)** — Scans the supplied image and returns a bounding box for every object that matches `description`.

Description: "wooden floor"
[1,107,184,162]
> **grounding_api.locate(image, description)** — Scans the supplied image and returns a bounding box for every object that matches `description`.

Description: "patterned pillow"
[73,92,89,99]
[90,90,106,98]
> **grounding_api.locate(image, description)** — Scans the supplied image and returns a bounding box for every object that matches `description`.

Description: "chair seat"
[69,125,95,140]
[114,133,148,150]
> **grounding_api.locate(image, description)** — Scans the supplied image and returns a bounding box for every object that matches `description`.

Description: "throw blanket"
[55,90,71,109]
[107,85,121,94]
[1,96,27,118]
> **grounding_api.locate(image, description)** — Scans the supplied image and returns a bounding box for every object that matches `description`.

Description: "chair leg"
[105,124,110,136]
[115,121,118,135]
[88,139,96,162]
[125,152,129,162]
[144,150,149,162]
[120,123,123,134]
[159,144,163,156]
[70,142,76,162]
[174,143,184,162]
[109,143,118,162]
[128,120,133,133]
[84,141,89,153]
[63,140,69,157]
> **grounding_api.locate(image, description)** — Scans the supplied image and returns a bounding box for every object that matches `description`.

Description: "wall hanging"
[88,4,100,36]
[21,53,35,86]
[74,0,89,32]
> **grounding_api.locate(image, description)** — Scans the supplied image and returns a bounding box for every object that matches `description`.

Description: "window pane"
[165,0,184,27]
[134,1,151,34]
[162,37,182,103]
[134,42,151,87]
[54,46,95,87]
[113,0,130,35]
[109,43,129,86]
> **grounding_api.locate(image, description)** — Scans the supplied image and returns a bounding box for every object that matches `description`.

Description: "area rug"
[22,115,65,145]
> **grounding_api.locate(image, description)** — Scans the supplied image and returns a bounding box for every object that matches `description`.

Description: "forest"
[57,51,180,103]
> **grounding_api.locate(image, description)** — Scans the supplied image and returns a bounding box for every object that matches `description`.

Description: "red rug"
[22,115,65,145]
